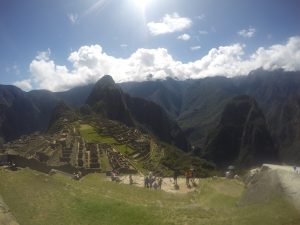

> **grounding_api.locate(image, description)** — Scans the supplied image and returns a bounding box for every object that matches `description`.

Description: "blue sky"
[0,0,300,91]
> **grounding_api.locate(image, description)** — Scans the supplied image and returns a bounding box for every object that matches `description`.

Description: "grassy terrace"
[79,124,116,144]
[79,124,134,154]
[79,124,145,172]
[1,168,300,225]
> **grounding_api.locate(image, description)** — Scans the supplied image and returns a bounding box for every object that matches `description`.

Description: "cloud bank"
[14,36,300,92]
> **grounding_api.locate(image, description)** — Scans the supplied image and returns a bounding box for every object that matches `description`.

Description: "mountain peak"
[95,75,116,88]
[86,74,135,126]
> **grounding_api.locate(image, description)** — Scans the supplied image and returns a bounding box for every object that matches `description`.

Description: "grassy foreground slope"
[0,168,300,225]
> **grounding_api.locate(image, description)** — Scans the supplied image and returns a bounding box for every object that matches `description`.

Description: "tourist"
[173,170,179,185]
[73,172,80,180]
[191,169,197,187]
[111,171,116,181]
[129,174,133,185]
[185,170,191,188]
[234,174,240,180]
[153,182,159,190]
[158,177,163,189]
[144,176,149,188]
[148,172,154,188]
[190,169,195,184]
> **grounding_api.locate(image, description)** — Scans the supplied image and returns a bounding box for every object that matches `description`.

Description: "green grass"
[99,152,112,171]
[79,124,134,155]
[79,124,116,144]
[1,168,300,225]
[114,144,134,155]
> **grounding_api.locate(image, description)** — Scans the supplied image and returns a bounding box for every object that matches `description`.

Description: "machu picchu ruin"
[0,115,170,176]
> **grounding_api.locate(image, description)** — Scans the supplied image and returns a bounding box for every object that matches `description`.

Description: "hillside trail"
[263,164,300,210]
[110,175,200,194]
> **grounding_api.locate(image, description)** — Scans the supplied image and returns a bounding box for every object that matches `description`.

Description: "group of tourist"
[144,172,163,190]
[73,171,82,180]
[107,168,200,190]
[2,160,17,171]
[111,170,121,182]
[173,168,197,189]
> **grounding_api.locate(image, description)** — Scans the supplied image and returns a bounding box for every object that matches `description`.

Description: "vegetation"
[0,168,299,225]
[160,142,216,177]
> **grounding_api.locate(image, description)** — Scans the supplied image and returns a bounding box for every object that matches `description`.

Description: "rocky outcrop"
[240,164,300,211]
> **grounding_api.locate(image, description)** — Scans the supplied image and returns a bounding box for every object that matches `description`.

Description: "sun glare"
[133,0,150,10]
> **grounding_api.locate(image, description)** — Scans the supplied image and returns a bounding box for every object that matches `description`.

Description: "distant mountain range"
[0,69,299,167]
[121,69,300,165]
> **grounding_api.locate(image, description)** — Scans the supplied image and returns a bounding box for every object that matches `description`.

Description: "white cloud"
[147,13,192,36]
[190,46,201,51]
[199,30,208,35]
[68,13,78,24]
[17,36,300,91]
[197,14,205,20]
[13,79,32,91]
[36,49,51,61]
[249,36,300,71]
[177,34,191,41]
[238,27,256,38]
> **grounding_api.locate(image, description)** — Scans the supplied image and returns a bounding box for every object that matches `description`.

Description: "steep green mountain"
[120,70,300,164]
[0,85,59,141]
[48,101,79,133]
[121,77,184,118]
[1,70,300,167]
[86,75,190,151]
[204,95,277,168]
[236,69,300,163]
[0,76,189,153]
[120,77,241,147]
[86,75,135,126]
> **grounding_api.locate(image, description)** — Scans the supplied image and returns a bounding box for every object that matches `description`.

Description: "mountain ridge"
[1,69,300,167]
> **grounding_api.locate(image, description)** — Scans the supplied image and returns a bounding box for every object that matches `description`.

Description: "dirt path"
[263,164,300,210]
[110,175,200,193]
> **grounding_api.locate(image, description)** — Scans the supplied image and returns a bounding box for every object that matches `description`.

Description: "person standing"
[158,177,163,190]
[129,174,133,185]
[173,170,179,185]
[185,170,190,187]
